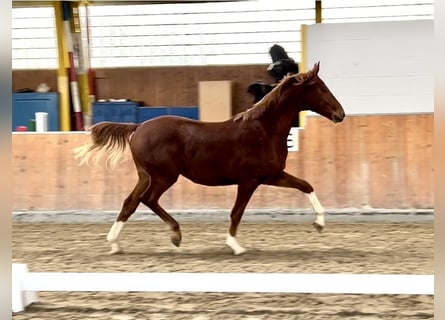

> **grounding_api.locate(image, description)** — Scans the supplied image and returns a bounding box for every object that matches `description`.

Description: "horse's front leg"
[306,191,325,232]
[226,183,258,255]
[264,171,325,232]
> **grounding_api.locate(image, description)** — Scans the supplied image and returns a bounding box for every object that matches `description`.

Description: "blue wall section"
[138,107,168,123]
[92,103,199,124]
[13,97,200,131]
[138,106,199,123]
[92,101,140,124]
[168,107,199,120]
[12,92,60,131]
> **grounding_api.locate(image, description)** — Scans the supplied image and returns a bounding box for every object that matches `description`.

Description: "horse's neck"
[260,101,301,140]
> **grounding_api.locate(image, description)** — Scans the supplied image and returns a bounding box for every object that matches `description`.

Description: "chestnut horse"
[75,62,345,255]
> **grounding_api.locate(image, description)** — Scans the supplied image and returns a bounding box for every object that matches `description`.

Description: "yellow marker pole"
[53,1,71,131]
[299,24,308,128]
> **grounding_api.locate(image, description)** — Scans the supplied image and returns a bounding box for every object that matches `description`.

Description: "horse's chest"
[245,143,287,174]
[265,149,288,172]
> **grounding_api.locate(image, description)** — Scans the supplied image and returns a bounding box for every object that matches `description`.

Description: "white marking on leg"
[306,192,325,227]
[106,221,125,254]
[226,234,247,255]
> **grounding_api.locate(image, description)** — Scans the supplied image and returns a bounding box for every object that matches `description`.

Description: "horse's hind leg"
[140,175,182,247]
[264,171,325,232]
[107,170,150,254]
[226,183,258,255]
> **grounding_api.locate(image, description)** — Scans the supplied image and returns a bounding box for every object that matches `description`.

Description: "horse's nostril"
[333,113,344,123]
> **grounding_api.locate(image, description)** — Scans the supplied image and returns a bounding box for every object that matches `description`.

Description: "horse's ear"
[312,62,320,75]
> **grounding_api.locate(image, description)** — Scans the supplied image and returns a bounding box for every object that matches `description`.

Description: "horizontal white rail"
[22,272,433,295]
[12,263,433,313]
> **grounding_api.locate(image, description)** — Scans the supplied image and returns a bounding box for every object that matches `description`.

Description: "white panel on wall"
[304,20,433,115]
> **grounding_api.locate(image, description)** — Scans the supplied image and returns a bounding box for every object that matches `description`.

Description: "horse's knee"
[300,180,314,194]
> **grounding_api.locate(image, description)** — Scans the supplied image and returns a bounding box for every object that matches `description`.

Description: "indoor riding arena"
[12,1,434,319]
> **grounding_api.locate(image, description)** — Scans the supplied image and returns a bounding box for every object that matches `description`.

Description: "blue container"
[137,106,199,123]
[169,107,199,120]
[92,101,139,124]
[12,92,59,131]
[138,107,168,123]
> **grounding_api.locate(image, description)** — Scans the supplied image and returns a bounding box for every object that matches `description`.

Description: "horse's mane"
[234,70,313,122]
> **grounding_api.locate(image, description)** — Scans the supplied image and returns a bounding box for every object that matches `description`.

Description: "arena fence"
[12,263,434,313]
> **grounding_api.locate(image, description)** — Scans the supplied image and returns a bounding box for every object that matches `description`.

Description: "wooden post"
[315,0,322,23]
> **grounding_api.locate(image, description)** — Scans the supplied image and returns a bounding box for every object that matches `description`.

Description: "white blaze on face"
[306,192,325,226]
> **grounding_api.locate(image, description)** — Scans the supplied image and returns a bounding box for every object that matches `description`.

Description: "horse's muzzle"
[332,111,345,123]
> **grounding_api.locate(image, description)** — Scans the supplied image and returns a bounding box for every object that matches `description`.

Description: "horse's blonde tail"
[74,122,140,169]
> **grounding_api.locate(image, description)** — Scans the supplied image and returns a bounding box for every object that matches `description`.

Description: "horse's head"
[287,62,345,123]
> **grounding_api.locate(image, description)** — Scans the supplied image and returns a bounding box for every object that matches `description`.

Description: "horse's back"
[131,115,191,151]
[129,116,226,172]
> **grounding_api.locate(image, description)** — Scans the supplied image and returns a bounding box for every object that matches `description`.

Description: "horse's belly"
[181,168,237,186]
[181,156,281,187]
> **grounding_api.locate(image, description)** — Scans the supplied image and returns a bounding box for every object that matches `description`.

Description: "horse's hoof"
[312,222,324,233]
[233,247,247,255]
[226,235,247,255]
[108,242,123,255]
[108,248,123,255]
[171,239,181,247]
[171,234,182,247]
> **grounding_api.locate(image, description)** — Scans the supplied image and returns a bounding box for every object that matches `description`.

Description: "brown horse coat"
[75,62,345,255]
